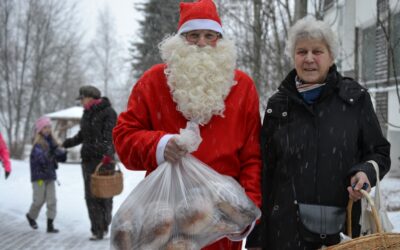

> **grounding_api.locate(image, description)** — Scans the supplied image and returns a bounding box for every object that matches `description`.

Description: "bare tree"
[377,1,400,105]
[216,0,337,108]
[90,6,120,98]
[217,0,293,107]
[253,0,263,93]
[0,0,85,158]
[294,0,308,21]
[371,0,400,132]
[130,0,184,79]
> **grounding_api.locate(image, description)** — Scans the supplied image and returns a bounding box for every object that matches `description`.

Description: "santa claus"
[113,0,261,249]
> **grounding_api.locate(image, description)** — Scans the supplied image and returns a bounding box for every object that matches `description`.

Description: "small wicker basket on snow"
[91,161,123,199]
[325,189,400,249]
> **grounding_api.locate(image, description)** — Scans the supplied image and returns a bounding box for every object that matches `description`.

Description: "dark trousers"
[82,160,113,236]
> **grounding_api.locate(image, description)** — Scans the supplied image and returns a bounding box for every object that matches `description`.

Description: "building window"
[390,12,400,78]
[361,25,377,82]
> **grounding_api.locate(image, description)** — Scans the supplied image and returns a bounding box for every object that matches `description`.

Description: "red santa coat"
[113,63,261,250]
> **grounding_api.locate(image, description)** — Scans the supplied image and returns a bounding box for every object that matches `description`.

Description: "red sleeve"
[237,72,262,208]
[112,66,167,172]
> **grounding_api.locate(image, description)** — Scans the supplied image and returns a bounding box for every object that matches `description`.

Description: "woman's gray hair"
[285,16,338,62]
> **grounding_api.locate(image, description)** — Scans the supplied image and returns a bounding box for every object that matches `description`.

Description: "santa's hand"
[164,137,187,163]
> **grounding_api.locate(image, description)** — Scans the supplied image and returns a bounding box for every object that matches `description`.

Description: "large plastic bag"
[110,122,261,250]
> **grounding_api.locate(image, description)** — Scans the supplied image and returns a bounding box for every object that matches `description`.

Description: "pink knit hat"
[35,116,51,134]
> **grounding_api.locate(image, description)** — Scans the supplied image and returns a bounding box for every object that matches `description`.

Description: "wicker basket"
[91,162,123,198]
[325,189,400,249]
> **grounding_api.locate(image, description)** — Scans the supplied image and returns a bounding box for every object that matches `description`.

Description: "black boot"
[47,219,59,233]
[89,232,103,241]
[26,214,38,229]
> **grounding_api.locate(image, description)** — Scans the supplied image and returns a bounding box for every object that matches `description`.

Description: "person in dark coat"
[62,85,117,240]
[246,16,391,250]
[26,116,67,233]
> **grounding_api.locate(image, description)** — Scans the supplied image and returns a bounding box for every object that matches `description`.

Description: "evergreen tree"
[130,0,191,79]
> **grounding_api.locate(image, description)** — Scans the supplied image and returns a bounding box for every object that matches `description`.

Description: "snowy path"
[0,160,399,250]
[0,210,109,250]
[0,160,145,250]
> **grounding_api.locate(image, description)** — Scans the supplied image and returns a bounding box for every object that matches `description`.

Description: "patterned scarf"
[295,76,326,104]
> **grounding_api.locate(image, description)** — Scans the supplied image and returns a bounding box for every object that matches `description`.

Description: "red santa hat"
[177,0,223,35]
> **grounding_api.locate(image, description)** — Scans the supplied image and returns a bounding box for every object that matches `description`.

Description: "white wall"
[390,0,400,13]
[388,89,400,131]
[355,0,377,28]
[340,0,356,73]
[387,129,400,177]
[324,0,375,73]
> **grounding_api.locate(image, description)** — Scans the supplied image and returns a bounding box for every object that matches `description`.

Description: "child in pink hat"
[35,116,52,134]
[26,116,67,233]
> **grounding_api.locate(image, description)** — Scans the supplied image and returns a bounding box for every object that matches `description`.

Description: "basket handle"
[346,189,383,237]
[93,160,120,176]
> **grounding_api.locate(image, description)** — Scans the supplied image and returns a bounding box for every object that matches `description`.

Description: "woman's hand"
[164,137,187,163]
[347,171,371,201]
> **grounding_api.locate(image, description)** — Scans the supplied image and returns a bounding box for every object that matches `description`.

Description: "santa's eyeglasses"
[183,30,222,43]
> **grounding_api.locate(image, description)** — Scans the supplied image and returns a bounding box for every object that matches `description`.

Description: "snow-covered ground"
[0,159,399,250]
[0,160,146,230]
[0,159,146,249]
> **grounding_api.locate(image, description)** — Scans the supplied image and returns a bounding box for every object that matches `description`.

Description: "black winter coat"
[247,66,390,249]
[63,97,117,162]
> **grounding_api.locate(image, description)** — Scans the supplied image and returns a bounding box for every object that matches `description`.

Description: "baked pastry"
[212,178,260,229]
[110,207,141,250]
[111,229,135,250]
[176,196,215,235]
[139,202,174,249]
[216,200,258,227]
[164,237,199,250]
[208,216,241,234]
[191,208,242,242]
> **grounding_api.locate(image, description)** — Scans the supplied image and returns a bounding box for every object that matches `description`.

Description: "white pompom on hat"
[177,0,223,35]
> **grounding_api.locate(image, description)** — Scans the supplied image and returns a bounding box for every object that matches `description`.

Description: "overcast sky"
[77,0,144,49]
[74,0,146,96]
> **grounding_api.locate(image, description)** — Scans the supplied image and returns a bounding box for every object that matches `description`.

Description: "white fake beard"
[159,35,237,125]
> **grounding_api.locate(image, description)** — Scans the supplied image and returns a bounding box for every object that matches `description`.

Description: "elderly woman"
[246,16,390,250]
